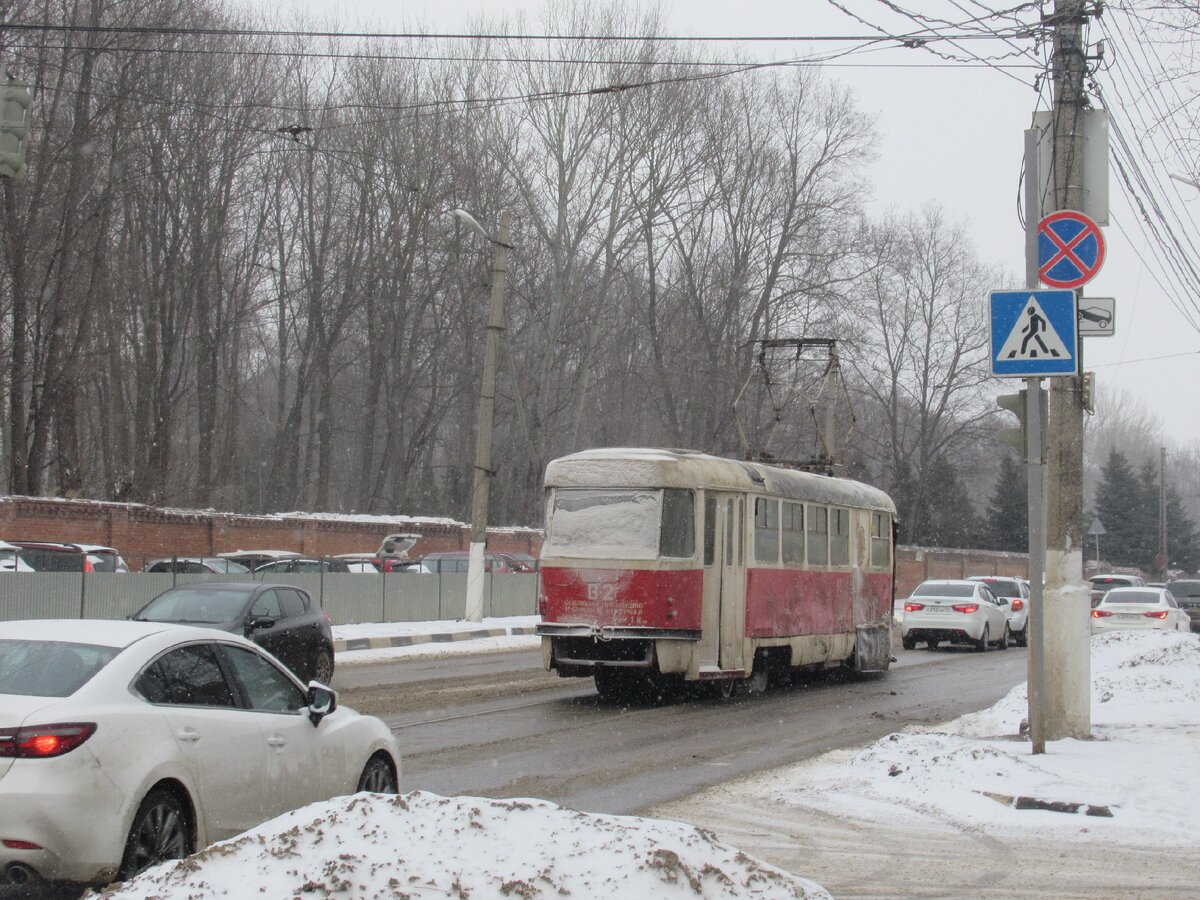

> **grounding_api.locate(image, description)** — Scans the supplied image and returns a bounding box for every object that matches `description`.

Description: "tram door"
[700,493,747,673]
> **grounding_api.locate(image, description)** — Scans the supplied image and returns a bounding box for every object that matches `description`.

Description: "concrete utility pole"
[1159,446,1168,577]
[1043,0,1092,740]
[1023,128,1048,754]
[456,210,511,624]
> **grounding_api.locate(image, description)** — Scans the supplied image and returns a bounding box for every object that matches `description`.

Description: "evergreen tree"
[1093,450,1145,567]
[1135,460,1165,569]
[915,456,979,549]
[1167,486,1200,573]
[982,453,1027,551]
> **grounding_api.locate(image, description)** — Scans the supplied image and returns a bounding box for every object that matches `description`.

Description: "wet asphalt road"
[337,645,1030,816]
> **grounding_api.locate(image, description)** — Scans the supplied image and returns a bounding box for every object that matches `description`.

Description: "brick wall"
[895,545,1029,598]
[0,497,542,570]
[0,496,1030,590]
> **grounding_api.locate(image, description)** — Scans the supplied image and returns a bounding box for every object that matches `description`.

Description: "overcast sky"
[249,0,1198,447]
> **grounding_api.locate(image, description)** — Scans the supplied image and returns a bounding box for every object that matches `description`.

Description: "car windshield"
[1102,590,1160,604]
[543,488,694,560]
[977,579,1021,597]
[0,639,119,697]
[1168,580,1200,598]
[215,560,250,574]
[88,552,120,572]
[136,588,252,624]
[912,583,976,598]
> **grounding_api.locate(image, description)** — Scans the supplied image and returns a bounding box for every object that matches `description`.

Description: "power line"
[0,21,1036,43]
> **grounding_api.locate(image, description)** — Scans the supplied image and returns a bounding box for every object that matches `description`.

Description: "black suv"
[133,581,335,683]
[1167,579,1200,633]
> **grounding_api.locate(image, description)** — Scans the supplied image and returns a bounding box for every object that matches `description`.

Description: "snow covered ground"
[103,629,1200,898]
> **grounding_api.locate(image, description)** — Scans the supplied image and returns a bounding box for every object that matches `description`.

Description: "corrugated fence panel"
[0,574,83,621]
[0,572,538,624]
[439,573,468,620]
[319,575,385,626]
[491,573,538,617]
[386,575,440,622]
[82,573,175,619]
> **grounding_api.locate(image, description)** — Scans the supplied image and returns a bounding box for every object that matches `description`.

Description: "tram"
[535,448,896,698]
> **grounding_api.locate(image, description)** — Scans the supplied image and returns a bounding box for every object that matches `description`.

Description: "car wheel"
[313,647,335,684]
[997,624,1011,650]
[975,624,991,653]
[1014,629,1028,647]
[357,753,398,794]
[118,787,194,881]
[925,638,940,651]
[902,635,917,651]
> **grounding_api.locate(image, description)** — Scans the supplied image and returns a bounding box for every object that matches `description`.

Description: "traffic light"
[996,386,1049,461]
[1080,371,1095,413]
[0,75,32,180]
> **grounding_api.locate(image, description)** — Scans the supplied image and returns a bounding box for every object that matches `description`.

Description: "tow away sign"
[989,289,1078,377]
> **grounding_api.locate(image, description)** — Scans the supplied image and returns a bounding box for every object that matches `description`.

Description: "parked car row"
[902,572,1200,650]
[899,578,1025,652]
[0,544,539,574]
[0,541,129,573]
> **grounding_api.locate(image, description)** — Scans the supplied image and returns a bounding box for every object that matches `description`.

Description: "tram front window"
[544,488,694,560]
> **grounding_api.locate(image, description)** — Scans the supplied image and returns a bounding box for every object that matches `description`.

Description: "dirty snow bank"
[99,792,830,899]
[736,630,1200,842]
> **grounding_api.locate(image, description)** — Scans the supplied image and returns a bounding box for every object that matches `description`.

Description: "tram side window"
[830,507,850,566]
[871,512,892,568]
[807,505,829,565]
[754,498,780,564]
[782,502,805,565]
[704,497,717,566]
[660,489,696,559]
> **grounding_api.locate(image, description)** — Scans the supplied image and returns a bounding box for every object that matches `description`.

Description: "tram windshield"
[543,488,694,560]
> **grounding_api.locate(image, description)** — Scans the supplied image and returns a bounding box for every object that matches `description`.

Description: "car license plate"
[1116,614,1141,621]
[925,606,947,613]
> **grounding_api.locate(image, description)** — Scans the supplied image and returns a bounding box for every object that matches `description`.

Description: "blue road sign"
[990,289,1078,377]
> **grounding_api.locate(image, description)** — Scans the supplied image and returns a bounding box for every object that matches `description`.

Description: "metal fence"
[0,572,539,626]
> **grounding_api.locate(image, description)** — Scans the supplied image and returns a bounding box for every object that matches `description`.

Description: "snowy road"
[338,647,1030,815]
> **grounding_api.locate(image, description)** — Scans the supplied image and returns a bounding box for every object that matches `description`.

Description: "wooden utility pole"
[1043,0,1092,740]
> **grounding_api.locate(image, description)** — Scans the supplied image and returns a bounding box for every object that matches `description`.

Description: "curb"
[335,625,538,654]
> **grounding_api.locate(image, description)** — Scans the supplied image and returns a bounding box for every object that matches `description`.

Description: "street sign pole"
[1024,128,1047,754]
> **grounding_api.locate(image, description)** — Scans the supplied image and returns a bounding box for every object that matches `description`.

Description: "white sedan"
[0,620,400,887]
[1091,587,1192,634]
[900,579,1013,651]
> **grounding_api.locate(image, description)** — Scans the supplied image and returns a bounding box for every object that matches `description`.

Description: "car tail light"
[903,602,924,612]
[322,610,332,624]
[1144,610,1170,620]
[951,603,979,614]
[2,840,42,850]
[83,557,94,573]
[1011,599,1025,611]
[1092,609,1112,618]
[0,723,97,758]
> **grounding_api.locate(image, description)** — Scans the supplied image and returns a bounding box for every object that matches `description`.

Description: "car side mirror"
[248,616,276,631]
[307,683,337,726]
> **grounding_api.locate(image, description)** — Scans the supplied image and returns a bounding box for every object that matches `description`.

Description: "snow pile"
[100,792,830,899]
[754,630,1200,842]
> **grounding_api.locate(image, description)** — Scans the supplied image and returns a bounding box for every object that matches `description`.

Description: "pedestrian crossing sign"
[989,289,1078,377]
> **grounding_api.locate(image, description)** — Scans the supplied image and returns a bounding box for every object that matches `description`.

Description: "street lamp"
[451,208,511,623]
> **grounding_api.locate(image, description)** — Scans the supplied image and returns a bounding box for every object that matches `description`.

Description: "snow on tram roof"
[545,448,895,513]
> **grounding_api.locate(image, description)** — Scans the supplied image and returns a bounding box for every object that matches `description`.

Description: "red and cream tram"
[536,448,896,698]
